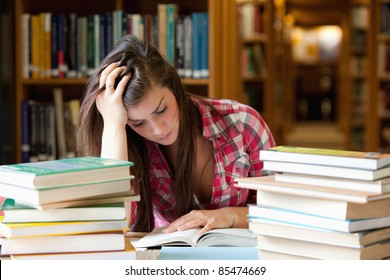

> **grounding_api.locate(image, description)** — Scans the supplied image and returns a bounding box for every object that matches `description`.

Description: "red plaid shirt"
[132,97,275,227]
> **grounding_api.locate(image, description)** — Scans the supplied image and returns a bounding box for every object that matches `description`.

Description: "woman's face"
[126,85,180,146]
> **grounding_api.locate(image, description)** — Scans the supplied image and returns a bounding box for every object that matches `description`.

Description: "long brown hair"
[77,34,200,232]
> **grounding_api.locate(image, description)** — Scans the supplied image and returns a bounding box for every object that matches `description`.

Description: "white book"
[253,189,390,220]
[275,172,390,194]
[249,218,390,248]
[256,235,390,260]
[263,160,390,181]
[1,233,125,255]
[235,175,390,203]
[260,146,390,170]
[0,178,133,206]
[248,204,390,233]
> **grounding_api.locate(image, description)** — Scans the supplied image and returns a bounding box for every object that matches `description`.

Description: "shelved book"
[0,156,133,188]
[259,146,390,170]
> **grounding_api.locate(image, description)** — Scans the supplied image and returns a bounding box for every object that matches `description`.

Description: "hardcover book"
[249,218,390,248]
[0,156,133,188]
[0,178,133,207]
[1,233,126,255]
[248,204,390,232]
[235,175,390,204]
[263,160,390,181]
[1,198,127,223]
[256,234,390,260]
[0,217,128,238]
[253,189,390,220]
[260,146,390,170]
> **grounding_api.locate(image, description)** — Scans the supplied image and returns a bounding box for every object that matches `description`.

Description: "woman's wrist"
[224,208,235,228]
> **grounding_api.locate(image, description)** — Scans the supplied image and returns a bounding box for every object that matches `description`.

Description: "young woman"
[77,34,275,233]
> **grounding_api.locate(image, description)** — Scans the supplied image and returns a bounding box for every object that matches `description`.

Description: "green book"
[1,198,128,223]
[0,157,133,189]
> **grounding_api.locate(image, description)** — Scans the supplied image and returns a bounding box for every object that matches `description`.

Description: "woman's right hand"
[97,62,131,128]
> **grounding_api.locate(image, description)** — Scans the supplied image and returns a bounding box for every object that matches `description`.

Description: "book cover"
[0,156,133,188]
[133,227,256,248]
[260,146,390,170]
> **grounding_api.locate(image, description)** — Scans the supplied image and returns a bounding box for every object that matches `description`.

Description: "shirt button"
[214,198,220,203]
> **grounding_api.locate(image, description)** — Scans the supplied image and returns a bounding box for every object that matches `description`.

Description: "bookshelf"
[14,0,227,163]
[235,0,276,136]
[345,0,373,151]
[374,0,390,152]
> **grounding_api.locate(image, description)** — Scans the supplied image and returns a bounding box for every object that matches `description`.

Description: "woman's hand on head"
[163,208,235,235]
[97,62,130,127]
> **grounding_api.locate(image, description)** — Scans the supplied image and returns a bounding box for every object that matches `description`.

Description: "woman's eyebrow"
[127,96,165,122]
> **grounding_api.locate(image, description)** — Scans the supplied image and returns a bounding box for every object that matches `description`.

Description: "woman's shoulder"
[192,96,255,116]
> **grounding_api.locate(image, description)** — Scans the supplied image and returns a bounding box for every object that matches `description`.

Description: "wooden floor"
[282,121,345,150]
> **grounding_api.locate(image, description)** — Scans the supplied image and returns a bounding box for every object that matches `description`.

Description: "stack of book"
[235,146,390,260]
[0,156,140,259]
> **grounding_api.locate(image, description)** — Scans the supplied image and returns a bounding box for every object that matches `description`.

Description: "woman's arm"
[97,63,131,161]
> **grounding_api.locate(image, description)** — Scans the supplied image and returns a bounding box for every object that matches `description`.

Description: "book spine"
[53,88,67,159]
[57,14,65,78]
[175,15,185,76]
[158,4,167,59]
[21,13,31,79]
[200,12,209,78]
[66,13,77,78]
[21,100,32,163]
[192,13,201,78]
[183,15,193,78]
[51,14,59,78]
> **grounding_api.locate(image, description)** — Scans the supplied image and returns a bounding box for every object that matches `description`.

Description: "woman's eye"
[129,121,144,127]
[156,107,167,114]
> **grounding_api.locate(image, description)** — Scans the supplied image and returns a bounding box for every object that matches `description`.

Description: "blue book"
[158,246,258,260]
[21,100,32,163]
[192,13,201,78]
[200,12,209,78]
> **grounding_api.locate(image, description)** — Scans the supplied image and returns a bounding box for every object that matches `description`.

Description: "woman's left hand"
[163,208,235,235]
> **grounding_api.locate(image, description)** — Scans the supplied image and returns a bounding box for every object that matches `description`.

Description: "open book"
[132,227,256,248]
